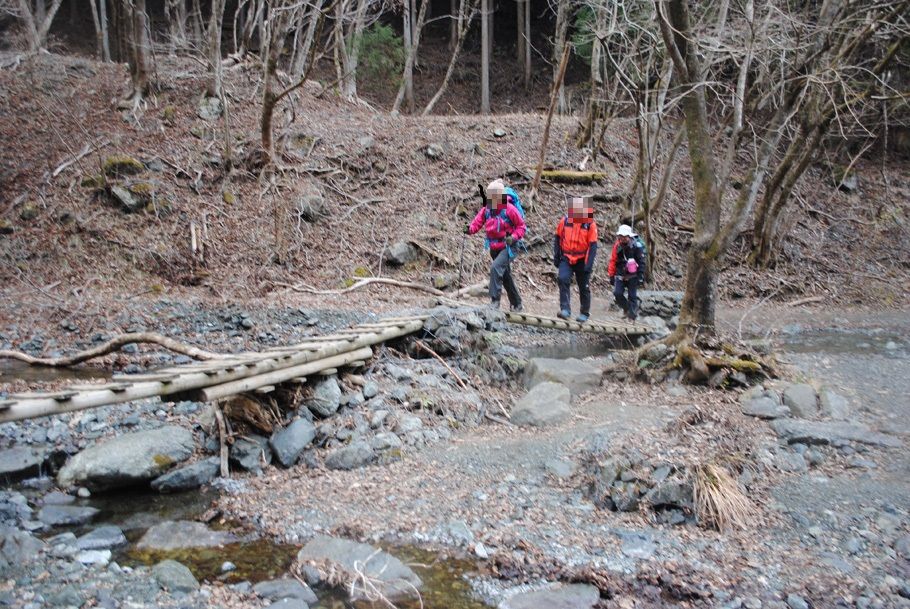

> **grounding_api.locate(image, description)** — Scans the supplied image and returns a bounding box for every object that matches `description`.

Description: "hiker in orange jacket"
[553,196,598,322]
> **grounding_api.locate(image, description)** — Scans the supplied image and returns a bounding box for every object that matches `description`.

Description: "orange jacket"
[555,216,598,264]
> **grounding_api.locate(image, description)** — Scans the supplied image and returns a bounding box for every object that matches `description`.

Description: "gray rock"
[266,599,310,609]
[0,526,44,571]
[297,535,422,601]
[742,396,790,419]
[524,358,602,396]
[363,381,379,399]
[395,414,423,433]
[511,382,571,427]
[502,583,600,609]
[230,434,272,473]
[646,480,693,510]
[895,534,910,558]
[75,525,127,550]
[0,491,32,523]
[152,559,199,593]
[110,185,144,213]
[384,241,417,266]
[46,584,85,607]
[611,482,641,512]
[786,593,809,609]
[325,440,375,470]
[197,95,223,121]
[57,425,194,491]
[370,410,390,429]
[151,457,220,492]
[775,451,808,473]
[136,520,239,551]
[818,387,851,420]
[544,458,577,479]
[37,504,99,526]
[76,548,111,566]
[270,419,317,467]
[805,448,825,466]
[41,490,75,505]
[297,192,326,223]
[783,384,819,419]
[492,127,507,137]
[847,455,876,469]
[443,520,474,545]
[0,446,47,481]
[771,419,901,448]
[253,578,318,603]
[371,432,402,451]
[307,377,342,418]
[424,143,445,159]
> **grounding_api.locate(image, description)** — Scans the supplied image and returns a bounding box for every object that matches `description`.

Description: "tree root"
[0,332,223,367]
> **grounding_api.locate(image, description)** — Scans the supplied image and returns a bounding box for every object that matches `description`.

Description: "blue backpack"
[483,186,529,256]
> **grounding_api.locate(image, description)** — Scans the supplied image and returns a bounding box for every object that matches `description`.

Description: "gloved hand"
[464,224,471,235]
[505,235,515,246]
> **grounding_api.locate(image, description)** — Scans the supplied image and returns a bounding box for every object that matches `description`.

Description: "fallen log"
[275,277,445,297]
[0,332,223,367]
[536,170,610,184]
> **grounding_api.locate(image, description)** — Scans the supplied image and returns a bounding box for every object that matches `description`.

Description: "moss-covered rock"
[19,202,39,221]
[0,219,15,235]
[103,155,145,178]
[162,105,177,123]
[80,174,106,189]
[222,190,236,205]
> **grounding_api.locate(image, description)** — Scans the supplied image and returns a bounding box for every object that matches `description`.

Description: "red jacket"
[608,239,646,280]
[468,203,526,252]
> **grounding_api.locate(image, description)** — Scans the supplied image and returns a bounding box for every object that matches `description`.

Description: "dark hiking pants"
[613,276,640,319]
[557,259,591,315]
[489,248,521,307]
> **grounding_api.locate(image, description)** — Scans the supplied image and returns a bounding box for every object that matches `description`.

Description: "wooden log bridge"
[0,316,428,423]
[0,309,653,423]
[505,311,652,336]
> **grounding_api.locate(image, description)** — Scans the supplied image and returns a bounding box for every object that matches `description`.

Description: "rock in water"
[151,457,220,492]
[269,419,317,468]
[152,559,199,593]
[0,446,47,482]
[136,520,239,551]
[524,358,602,397]
[57,426,194,491]
[511,382,572,427]
[297,535,421,601]
[253,579,318,603]
[74,525,127,550]
[37,504,99,526]
[501,583,600,609]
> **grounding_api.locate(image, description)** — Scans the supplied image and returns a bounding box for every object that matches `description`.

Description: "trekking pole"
[457,231,467,288]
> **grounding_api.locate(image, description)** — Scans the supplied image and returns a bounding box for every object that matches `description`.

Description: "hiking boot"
[510,303,524,312]
[576,314,589,323]
[488,300,501,310]
[557,310,571,320]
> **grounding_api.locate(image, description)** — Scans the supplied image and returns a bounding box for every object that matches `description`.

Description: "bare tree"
[163,0,188,52]
[551,0,573,114]
[393,0,429,113]
[119,0,154,109]
[8,0,64,52]
[206,0,227,98]
[423,0,479,115]
[480,0,490,113]
[87,0,112,61]
[333,0,374,100]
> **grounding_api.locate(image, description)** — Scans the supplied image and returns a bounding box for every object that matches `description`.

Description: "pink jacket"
[468,203,526,251]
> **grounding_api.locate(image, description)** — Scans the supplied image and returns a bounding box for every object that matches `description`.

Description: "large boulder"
[782,384,819,419]
[136,520,238,551]
[771,419,901,448]
[57,426,194,491]
[0,446,47,482]
[270,419,317,468]
[524,358,602,397]
[307,377,342,418]
[511,382,572,427]
[74,525,127,551]
[297,535,421,602]
[501,584,600,609]
[151,457,220,493]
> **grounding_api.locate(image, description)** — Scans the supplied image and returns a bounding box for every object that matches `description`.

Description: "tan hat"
[486,179,505,195]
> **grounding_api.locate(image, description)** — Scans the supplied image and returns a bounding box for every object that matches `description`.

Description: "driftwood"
[0,332,222,367]
[275,277,445,297]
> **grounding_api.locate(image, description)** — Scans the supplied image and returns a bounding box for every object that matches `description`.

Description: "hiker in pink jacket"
[465,179,526,311]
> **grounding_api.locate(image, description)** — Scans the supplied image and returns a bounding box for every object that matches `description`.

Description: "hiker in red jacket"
[465,179,526,311]
[607,224,646,320]
[554,195,598,322]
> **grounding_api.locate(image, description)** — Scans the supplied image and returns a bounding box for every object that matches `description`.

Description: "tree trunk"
[423,0,477,115]
[99,0,111,60]
[552,0,570,114]
[449,0,458,50]
[393,0,429,113]
[577,1,606,146]
[480,0,490,113]
[121,0,153,106]
[16,0,64,52]
[291,0,323,77]
[516,0,524,64]
[522,0,531,87]
[206,0,226,98]
[401,0,414,110]
[164,0,188,52]
[89,0,104,59]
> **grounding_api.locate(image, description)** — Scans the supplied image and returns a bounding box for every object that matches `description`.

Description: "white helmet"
[616,224,634,237]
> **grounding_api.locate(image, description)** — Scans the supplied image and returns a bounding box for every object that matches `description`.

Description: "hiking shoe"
[557,310,571,320]
[510,304,524,312]
[576,314,589,323]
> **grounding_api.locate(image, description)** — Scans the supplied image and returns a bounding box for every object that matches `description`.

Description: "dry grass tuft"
[691,462,754,532]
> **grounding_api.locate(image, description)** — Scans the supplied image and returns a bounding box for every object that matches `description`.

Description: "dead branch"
[786,295,825,307]
[275,277,445,296]
[214,403,230,478]
[414,340,468,390]
[0,332,223,366]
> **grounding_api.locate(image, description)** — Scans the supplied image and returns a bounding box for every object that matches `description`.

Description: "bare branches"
[0,333,223,367]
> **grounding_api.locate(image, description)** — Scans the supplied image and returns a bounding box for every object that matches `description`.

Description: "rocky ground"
[0,295,908,609]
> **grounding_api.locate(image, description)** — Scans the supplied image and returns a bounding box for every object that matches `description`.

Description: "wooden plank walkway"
[0,309,654,422]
